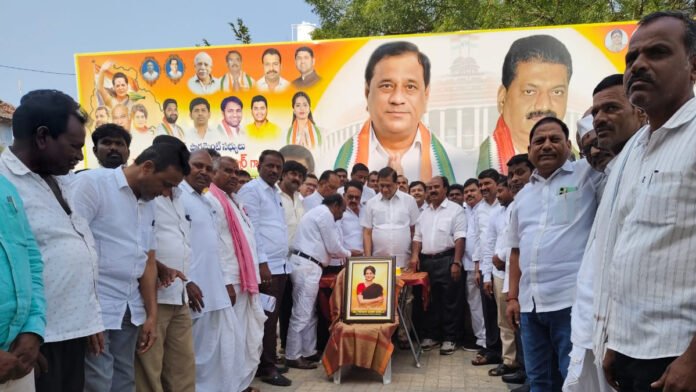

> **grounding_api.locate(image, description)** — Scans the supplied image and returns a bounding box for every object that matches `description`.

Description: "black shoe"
[261,373,292,387]
[511,384,530,392]
[277,365,289,374]
[502,369,527,384]
[303,353,321,362]
[488,363,519,376]
[286,358,318,370]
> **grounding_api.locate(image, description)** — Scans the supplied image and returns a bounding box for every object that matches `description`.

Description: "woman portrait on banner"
[286,91,322,149]
[95,60,133,109]
[129,103,154,154]
[356,266,384,307]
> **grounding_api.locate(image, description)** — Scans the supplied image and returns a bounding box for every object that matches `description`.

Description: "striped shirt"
[594,97,696,360]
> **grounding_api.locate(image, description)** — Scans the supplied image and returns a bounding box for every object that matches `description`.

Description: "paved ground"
[251,347,524,391]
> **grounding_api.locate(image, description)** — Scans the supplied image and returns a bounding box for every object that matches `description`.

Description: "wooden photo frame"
[343,256,396,323]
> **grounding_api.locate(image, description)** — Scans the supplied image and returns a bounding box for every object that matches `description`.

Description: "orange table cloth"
[321,269,404,377]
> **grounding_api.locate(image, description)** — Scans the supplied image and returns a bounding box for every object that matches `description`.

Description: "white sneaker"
[421,339,440,351]
[440,341,456,355]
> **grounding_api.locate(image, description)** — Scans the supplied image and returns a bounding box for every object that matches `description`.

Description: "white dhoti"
[230,285,267,390]
[191,307,245,392]
[562,345,613,392]
[286,256,322,361]
[466,270,487,347]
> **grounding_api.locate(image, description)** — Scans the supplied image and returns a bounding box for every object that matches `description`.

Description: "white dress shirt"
[179,181,230,318]
[329,207,364,266]
[413,199,467,255]
[506,159,602,313]
[0,150,103,342]
[475,199,500,264]
[278,188,304,244]
[361,190,420,267]
[153,191,190,305]
[481,205,511,283]
[302,191,323,211]
[71,168,156,329]
[292,205,350,266]
[366,126,423,183]
[205,191,261,286]
[237,178,290,275]
[338,185,376,205]
[594,97,696,360]
[256,76,290,93]
[462,205,481,271]
[187,76,221,95]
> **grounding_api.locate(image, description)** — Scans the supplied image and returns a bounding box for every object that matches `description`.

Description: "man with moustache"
[334,41,462,182]
[0,90,100,392]
[220,50,254,92]
[472,169,503,366]
[238,150,292,387]
[458,178,487,352]
[257,48,290,93]
[187,52,220,95]
[478,35,573,174]
[72,142,190,392]
[277,160,307,356]
[178,150,244,391]
[593,12,696,391]
[292,46,321,89]
[155,99,185,139]
[505,117,602,391]
[217,96,245,142]
[410,176,467,355]
[92,124,131,168]
[563,73,646,391]
[302,170,340,211]
[206,155,266,392]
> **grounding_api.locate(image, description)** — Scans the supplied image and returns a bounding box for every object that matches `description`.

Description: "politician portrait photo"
[165,55,184,82]
[476,34,572,174]
[344,257,394,323]
[141,58,160,83]
[334,41,460,183]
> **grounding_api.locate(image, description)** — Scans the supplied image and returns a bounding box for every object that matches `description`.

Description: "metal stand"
[397,288,422,367]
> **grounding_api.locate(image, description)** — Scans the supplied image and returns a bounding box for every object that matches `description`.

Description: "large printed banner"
[75,21,636,181]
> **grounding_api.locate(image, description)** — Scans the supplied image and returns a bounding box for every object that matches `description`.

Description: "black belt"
[420,248,455,260]
[291,250,323,267]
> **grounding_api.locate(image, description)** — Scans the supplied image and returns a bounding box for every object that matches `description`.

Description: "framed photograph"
[343,257,396,323]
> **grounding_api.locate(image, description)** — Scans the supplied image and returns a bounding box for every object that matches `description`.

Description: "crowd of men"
[1,10,696,392]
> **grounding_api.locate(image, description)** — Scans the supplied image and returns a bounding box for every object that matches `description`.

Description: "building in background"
[292,22,317,41]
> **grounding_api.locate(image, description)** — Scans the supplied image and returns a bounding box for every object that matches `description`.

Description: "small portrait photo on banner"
[141,57,160,84]
[343,257,395,323]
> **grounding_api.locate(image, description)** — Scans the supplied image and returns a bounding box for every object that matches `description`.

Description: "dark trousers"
[259,273,289,375]
[35,337,87,392]
[420,254,463,342]
[613,352,676,392]
[481,284,502,354]
[279,278,293,350]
